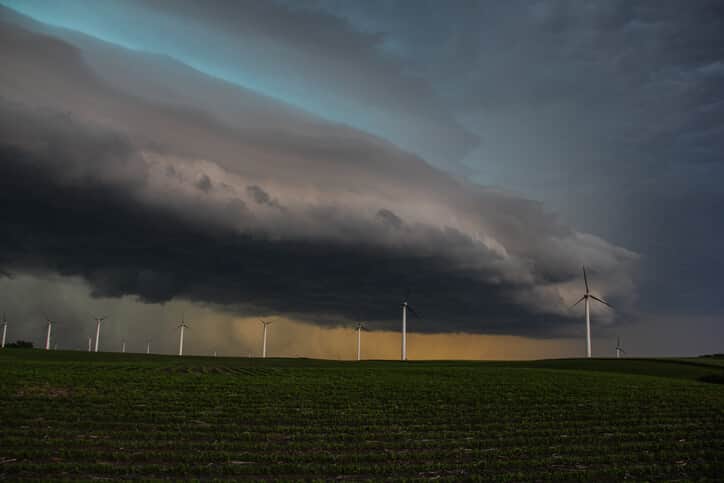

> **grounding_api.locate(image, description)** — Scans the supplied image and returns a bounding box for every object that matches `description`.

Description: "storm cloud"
[0,10,637,336]
[0,0,479,170]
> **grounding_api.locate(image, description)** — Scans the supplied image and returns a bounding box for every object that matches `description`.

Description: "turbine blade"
[407,305,420,318]
[582,266,589,293]
[590,295,613,308]
[569,296,585,309]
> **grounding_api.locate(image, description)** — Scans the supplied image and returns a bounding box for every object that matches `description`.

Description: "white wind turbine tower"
[146,339,151,355]
[87,336,92,352]
[1,313,7,349]
[177,317,190,356]
[93,316,108,352]
[260,320,272,358]
[570,266,613,358]
[615,337,625,359]
[176,316,191,356]
[43,315,54,351]
[400,291,420,361]
[355,322,369,361]
[121,340,127,353]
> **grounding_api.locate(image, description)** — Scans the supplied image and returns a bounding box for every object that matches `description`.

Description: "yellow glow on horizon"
[217,316,583,361]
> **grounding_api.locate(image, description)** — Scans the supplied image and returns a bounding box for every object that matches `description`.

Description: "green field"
[1,351,722,481]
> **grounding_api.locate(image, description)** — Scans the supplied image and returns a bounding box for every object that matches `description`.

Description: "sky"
[0,1,722,359]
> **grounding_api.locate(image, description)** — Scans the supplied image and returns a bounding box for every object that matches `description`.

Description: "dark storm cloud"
[0,97,636,335]
[0,141,552,335]
[0,8,639,335]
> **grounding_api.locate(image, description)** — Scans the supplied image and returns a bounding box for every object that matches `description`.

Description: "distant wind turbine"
[177,317,190,356]
[121,340,126,353]
[615,337,625,359]
[1,313,7,349]
[87,336,92,352]
[43,315,54,351]
[260,320,272,358]
[400,291,420,361]
[146,339,151,355]
[93,316,108,352]
[570,266,613,358]
[355,322,368,361]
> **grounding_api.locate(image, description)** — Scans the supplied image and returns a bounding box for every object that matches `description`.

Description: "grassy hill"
[0,350,722,480]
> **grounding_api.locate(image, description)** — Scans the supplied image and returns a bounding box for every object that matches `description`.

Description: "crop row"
[2,459,721,481]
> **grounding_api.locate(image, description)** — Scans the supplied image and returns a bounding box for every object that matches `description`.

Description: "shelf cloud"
[0,7,638,336]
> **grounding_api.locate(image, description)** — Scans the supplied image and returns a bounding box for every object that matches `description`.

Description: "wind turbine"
[43,315,54,351]
[570,266,613,358]
[615,337,625,359]
[177,317,190,356]
[355,322,369,361]
[1,313,7,349]
[93,316,108,352]
[87,336,92,352]
[260,320,272,358]
[146,339,151,355]
[400,291,420,361]
[121,340,127,353]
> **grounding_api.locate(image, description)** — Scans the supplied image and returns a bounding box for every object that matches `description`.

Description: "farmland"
[0,351,722,481]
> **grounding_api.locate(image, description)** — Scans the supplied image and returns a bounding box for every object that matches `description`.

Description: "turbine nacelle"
[177,314,191,330]
[570,266,614,309]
